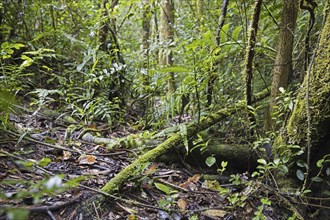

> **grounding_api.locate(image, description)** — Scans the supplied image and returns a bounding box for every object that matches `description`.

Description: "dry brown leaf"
[144,163,158,175]
[177,198,187,211]
[188,174,201,183]
[62,151,72,160]
[179,181,197,191]
[203,209,227,218]
[78,155,96,165]
[245,203,253,213]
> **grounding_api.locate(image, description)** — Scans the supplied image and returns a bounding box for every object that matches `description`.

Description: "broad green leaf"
[220,23,230,42]
[296,150,304,155]
[282,156,289,163]
[261,198,271,206]
[316,159,324,167]
[202,30,213,44]
[257,159,267,165]
[278,165,288,173]
[65,176,87,187]
[311,177,323,182]
[232,26,242,41]
[1,41,9,49]
[12,43,25,49]
[38,157,51,167]
[21,54,31,60]
[296,160,307,168]
[251,171,260,177]
[296,169,305,181]
[154,182,174,195]
[205,156,216,167]
[273,158,280,165]
[20,59,33,69]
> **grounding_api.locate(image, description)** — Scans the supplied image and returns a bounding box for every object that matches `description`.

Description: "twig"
[5,130,82,154]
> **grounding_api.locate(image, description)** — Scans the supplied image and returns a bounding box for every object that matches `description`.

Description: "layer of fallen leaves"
[0,110,291,219]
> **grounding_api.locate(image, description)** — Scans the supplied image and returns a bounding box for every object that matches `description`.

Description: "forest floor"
[0,107,312,220]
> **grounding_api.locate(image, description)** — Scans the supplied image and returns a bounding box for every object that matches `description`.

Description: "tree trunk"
[99,0,126,107]
[207,0,229,107]
[267,0,299,129]
[285,13,330,153]
[159,0,175,95]
[243,0,262,132]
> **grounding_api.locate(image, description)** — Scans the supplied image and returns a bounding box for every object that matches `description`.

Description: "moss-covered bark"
[283,14,330,152]
[267,0,299,130]
[99,88,269,194]
[244,0,262,129]
[101,104,237,193]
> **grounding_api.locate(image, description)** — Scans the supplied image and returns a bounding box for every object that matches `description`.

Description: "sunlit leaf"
[261,198,271,205]
[179,124,189,153]
[279,87,285,93]
[205,156,216,167]
[316,159,324,168]
[45,175,63,189]
[154,182,174,195]
[38,157,51,167]
[257,159,267,165]
[232,25,242,41]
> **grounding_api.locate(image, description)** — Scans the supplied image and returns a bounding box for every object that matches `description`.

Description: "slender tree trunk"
[159,0,175,95]
[244,0,262,132]
[267,0,299,129]
[98,0,126,106]
[142,0,151,72]
[0,3,3,44]
[207,0,229,107]
[142,0,151,126]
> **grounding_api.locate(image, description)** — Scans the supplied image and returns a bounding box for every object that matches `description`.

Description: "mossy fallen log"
[100,89,269,194]
[159,142,259,171]
[101,103,244,193]
[81,131,162,149]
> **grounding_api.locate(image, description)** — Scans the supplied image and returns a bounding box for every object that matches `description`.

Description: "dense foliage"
[1,0,329,219]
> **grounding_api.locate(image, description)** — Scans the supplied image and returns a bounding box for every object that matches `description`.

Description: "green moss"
[278,14,330,158]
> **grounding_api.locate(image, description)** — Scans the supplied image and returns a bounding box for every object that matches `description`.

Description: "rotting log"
[159,142,260,171]
[78,89,271,217]
[101,104,240,193]
[100,89,270,194]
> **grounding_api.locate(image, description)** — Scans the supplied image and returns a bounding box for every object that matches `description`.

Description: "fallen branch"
[101,102,244,194]
[100,89,270,194]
